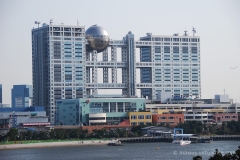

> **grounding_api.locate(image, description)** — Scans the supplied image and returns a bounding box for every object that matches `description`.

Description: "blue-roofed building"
[0,106,49,128]
[11,85,33,108]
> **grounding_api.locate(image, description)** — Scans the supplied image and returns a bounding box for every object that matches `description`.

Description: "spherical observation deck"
[85,25,109,53]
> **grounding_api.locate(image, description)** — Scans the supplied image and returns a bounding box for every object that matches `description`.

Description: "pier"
[118,137,172,143]
[118,135,240,143]
[209,135,240,140]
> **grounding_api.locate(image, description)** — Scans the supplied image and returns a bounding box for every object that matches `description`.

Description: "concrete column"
[111,46,117,83]
[91,50,98,95]
[102,49,108,83]
[121,47,128,96]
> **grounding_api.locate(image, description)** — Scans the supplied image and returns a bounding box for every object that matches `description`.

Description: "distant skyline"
[0,0,240,105]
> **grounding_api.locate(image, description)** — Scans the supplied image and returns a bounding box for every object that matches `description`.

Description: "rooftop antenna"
[50,18,53,25]
[34,21,40,28]
[184,28,188,36]
[192,27,196,36]
[77,19,79,26]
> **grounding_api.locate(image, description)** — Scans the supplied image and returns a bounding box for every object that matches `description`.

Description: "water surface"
[0,141,239,160]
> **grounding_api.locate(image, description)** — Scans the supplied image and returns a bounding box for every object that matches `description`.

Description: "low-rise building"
[146,94,240,123]
[152,110,184,126]
[0,106,49,128]
[56,98,145,126]
[128,111,152,125]
[212,113,238,124]
[141,126,173,138]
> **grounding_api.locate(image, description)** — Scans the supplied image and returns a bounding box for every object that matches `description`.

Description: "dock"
[118,137,172,143]
[209,135,240,140]
[118,135,240,143]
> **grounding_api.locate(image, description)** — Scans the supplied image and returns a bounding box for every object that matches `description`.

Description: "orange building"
[212,113,238,123]
[152,113,184,126]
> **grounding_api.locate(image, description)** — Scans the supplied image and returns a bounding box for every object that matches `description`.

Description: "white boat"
[180,140,191,146]
[108,139,122,146]
[172,140,191,145]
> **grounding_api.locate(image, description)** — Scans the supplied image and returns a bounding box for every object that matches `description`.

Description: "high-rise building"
[0,84,2,103]
[11,85,33,107]
[139,32,201,100]
[32,23,86,124]
[32,22,201,124]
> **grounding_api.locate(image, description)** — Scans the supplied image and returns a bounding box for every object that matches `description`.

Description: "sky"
[0,0,240,105]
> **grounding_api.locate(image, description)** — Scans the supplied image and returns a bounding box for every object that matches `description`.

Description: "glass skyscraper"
[11,85,33,107]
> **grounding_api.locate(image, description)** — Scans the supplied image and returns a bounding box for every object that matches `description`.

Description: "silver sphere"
[85,25,109,53]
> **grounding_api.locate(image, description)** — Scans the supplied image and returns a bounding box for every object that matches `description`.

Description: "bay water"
[0,140,239,160]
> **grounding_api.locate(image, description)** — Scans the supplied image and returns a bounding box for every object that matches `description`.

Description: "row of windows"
[151,38,199,42]
[155,69,199,72]
[130,115,152,119]
[158,116,180,119]
[217,116,237,119]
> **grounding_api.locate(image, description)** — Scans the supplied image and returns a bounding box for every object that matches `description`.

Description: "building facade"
[152,110,184,126]
[139,33,201,100]
[56,98,145,126]
[212,113,238,123]
[128,111,152,125]
[146,95,240,123]
[11,85,33,108]
[0,107,48,128]
[32,22,201,124]
[32,24,85,124]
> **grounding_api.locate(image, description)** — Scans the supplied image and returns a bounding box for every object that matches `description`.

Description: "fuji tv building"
[32,22,201,124]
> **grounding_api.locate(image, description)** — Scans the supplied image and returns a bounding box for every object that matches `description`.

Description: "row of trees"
[0,125,145,142]
[219,121,240,135]
[1,120,240,142]
[176,120,240,135]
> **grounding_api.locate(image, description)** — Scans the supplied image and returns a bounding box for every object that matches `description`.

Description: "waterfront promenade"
[0,140,112,150]
[1,135,239,150]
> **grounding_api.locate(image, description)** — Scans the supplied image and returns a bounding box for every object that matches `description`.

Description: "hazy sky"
[0,0,240,105]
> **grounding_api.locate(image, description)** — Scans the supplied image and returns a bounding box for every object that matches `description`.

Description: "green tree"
[26,130,33,140]
[55,129,65,139]
[64,130,70,139]
[208,149,223,160]
[49,130,55,139]
[235,146,240,159]
[39,131,47,140]
[208,126,215,134]
[193,155,202,160]
[32,131,38,140]
[223,125,229,134]
[7,128,18,141]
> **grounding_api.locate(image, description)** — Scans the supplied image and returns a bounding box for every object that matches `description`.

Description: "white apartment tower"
[139,32,201,100]
[32,23,86,123]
